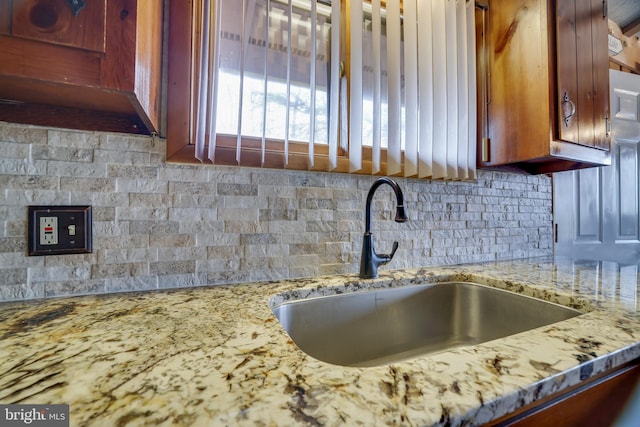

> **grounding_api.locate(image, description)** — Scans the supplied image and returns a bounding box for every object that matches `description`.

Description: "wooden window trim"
[166,0,194,162]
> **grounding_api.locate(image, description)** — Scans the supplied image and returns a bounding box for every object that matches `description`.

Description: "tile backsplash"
[0,122,552,301]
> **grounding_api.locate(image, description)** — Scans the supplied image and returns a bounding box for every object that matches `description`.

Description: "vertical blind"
[193,0,477,180]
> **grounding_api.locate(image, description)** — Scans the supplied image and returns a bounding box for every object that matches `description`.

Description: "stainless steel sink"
[272,282,582,367]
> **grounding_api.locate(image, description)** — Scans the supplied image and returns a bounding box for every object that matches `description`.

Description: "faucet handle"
[377,241,399,266]
[389,241,399,259]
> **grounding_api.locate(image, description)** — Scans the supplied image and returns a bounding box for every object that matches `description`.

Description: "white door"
[554,70,640,264]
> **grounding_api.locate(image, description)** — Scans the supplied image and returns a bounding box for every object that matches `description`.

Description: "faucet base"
[359,233,378,279]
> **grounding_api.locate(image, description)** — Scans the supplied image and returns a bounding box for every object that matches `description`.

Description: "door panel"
[617,143,639,241]
[575,167,602,242]
[554,70,640,264]
[610,71,640,142]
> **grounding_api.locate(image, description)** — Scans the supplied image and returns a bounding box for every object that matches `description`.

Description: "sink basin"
[272,282,582,367]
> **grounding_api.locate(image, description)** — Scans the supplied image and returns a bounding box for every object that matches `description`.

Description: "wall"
[0,122,553,302]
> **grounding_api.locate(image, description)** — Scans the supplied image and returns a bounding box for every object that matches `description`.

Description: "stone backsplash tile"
[0,121,554,302]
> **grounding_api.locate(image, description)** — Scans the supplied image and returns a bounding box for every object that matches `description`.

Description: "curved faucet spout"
[360,177,408,279]
[364,177,408,232]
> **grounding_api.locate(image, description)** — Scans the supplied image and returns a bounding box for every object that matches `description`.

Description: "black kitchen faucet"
[359,177,408,279]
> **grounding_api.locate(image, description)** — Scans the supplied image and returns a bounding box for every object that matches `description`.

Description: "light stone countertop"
[1,256,640,426]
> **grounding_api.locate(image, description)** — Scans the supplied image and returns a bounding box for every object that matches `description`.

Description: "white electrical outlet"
[40,216,58,245]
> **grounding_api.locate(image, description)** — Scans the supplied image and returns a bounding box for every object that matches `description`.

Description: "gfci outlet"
[28,206,92,256]
[39,216,59,245]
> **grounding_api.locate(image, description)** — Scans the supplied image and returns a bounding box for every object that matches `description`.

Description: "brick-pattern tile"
[0,122,553,301]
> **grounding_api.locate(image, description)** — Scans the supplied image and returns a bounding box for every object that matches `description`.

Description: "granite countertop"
[1,256,640,426]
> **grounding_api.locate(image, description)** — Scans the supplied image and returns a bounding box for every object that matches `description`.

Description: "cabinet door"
[11,0,107,52]
[590,0,610,150]
[556,0,609,151]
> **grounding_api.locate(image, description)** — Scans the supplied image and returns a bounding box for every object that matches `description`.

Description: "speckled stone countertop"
[2,256,640,426]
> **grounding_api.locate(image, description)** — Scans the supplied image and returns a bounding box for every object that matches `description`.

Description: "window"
[167,0,477,180]
[213,0,330,144]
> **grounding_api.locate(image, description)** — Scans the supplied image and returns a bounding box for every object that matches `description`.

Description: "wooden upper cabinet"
[478,0,611,174]
[0,0,162,135]
[556,0,609,151]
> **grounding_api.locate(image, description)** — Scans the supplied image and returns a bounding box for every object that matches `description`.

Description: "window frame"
[166,0,408,176]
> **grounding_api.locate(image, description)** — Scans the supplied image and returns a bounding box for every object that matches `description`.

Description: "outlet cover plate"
[28,206,92,256]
